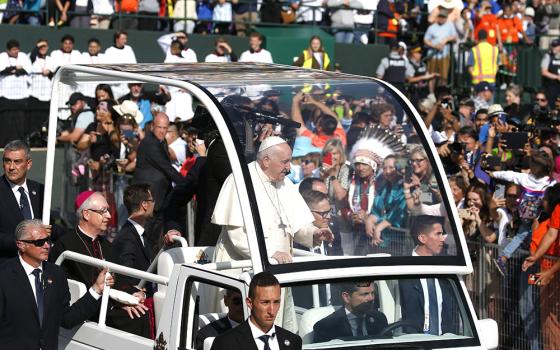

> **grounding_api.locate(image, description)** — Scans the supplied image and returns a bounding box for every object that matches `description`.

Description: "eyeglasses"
[536,98,547,102]
[312,210,331,218]
[302,159,314,165]
[18,237,51,247]
[87,207,110,215]
[411,158,426,164]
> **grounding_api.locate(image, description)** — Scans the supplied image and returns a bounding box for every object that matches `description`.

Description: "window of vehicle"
[284,276,478,349]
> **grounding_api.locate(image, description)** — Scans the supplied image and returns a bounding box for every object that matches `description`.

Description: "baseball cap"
[525,7,535,17]
[475,82,494,93]
[66,92,86,106]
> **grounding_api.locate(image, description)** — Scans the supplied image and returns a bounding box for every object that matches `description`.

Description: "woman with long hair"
[294,35,332,71]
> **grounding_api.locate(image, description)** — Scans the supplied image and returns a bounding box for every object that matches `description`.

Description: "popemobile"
[43,63,498,349]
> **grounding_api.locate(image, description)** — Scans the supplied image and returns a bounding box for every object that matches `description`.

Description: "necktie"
[32,269,44,326]
[427,278,439,335]
[356,316,364,336]
[18,187,32,219]
[259,334,272,350]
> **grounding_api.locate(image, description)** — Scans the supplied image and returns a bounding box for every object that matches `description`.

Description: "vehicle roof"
[69,62,369,85]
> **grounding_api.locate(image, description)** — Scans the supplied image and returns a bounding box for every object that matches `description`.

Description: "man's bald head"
[153,112,170,141]
[257,143,292,183]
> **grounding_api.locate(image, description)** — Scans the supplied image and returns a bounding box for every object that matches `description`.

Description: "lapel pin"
[284,339,290,347]
[369,317,375,323]
[32,191,36,196]
[47,278,53,284]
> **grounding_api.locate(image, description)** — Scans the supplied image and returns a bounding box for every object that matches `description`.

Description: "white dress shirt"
[248,318,280,350]
[412,248,443,334]
[19,255,42,303]
[9,179,34,219]
[128,218,145,246]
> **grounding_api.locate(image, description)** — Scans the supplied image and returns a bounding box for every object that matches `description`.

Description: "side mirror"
[478,318,498,349]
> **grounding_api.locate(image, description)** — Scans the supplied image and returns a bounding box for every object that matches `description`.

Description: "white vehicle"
[44,63,498,349]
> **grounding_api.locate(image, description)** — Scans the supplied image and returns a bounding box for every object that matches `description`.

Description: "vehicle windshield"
[287,276,478,349]
[200,75,464,268]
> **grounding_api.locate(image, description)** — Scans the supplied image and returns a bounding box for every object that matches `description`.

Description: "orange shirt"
[497,16,523,44]
[530,205,560,270]
[475,14,499,46]
[301,126,347,149]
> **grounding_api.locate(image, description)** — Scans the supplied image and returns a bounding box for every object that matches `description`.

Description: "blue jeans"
[334,30,354,44]
[501,221,532,259]
[519,265,542,350]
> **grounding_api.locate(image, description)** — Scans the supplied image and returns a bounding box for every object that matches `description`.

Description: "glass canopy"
[51,63,469,274]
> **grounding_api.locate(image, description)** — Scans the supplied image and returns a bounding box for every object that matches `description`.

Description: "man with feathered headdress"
[343,127,406,255]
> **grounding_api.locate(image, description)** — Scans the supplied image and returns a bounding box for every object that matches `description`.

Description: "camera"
[449,141,466,155]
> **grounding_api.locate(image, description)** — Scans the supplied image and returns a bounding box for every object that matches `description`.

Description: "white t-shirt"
[239,49,273,63]
[105,45,137,64]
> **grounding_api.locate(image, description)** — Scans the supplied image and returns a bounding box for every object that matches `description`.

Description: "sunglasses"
[302,159,314,165]
[19,237,51,247]
[536,98,547,102]
[411,158,426,164]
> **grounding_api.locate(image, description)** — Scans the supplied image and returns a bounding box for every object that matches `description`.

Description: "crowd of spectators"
[2,1,560,348]
[0,0,550,48]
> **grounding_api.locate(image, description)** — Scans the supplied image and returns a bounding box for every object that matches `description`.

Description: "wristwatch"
[329,176,336,182]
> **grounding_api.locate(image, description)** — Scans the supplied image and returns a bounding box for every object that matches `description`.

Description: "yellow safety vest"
[471,42,499,84]
[302,50,331,71]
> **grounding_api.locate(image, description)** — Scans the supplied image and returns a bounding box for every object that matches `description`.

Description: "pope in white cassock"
[210,136,334,333]
[212,136,334,264]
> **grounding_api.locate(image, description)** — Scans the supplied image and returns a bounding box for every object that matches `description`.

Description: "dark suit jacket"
[398,278,459,334]
[313,306,388,343]
[113,220,155,289]
[49,227,117,285]
[211,320,302,350]
[0,258,99,350]
[196,317,232,350]
[0,176,43,262]
[194,138,232,246]
[163,156,206,234]
[49,227,151,338]
[132,131,183,212]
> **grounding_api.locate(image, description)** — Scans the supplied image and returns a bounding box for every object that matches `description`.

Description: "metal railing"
[466,239,559,350]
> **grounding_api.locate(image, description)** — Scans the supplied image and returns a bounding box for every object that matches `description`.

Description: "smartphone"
[322,152,333,167]
[122,129,136,139]
[502,132,529,150]
[482,155,501,170]
[528,273,541,285]
[494,184,506,199]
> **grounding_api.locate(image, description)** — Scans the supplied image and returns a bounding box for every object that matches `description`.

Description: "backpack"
[518,185,550,220]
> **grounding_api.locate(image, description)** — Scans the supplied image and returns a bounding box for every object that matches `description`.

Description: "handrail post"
[98,271,111,327]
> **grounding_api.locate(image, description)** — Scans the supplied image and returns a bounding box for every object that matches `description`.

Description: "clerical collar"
[113,45,125,50]
[214,51,225,57]
[77,225,98,241]
[250,48,261,53]
[89,53,98,57]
